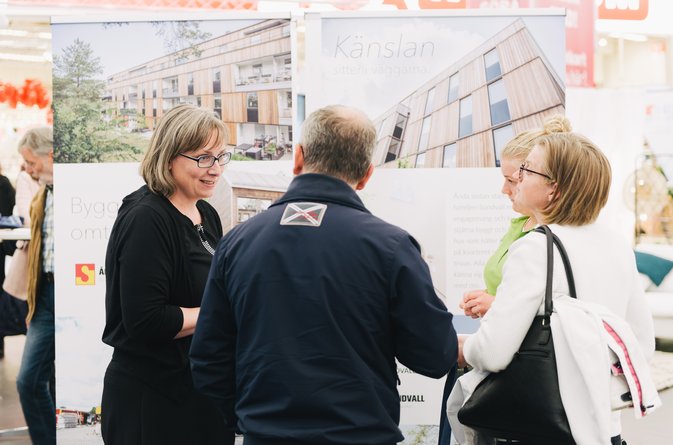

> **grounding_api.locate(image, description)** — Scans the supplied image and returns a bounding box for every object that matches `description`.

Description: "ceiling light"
[0,29,28,37]
[0,51,48,62]
[608,32,648,42]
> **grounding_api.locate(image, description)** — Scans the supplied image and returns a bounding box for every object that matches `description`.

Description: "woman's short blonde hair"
[501,115,572,162]
[536,132,611,226]
[140,104,227,197]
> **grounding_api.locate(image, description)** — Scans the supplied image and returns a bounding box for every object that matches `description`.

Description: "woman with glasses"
[439,117,571,445]
[459,115,571,319]
[102,105,232,445]
[454,131,655,444]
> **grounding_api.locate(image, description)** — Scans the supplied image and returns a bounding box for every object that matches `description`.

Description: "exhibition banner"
[300,11,565,436]
[52,10,563,444]
[52,14,294,440]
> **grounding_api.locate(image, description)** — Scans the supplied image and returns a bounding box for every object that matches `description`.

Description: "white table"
[0,228,30,240]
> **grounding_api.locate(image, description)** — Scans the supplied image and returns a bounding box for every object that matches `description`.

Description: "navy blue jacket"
[190,173,457,445]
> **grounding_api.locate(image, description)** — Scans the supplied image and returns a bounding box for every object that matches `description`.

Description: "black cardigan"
[102,185,222,387]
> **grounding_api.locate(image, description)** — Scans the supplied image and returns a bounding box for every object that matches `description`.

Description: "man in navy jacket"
[190,105,458,445]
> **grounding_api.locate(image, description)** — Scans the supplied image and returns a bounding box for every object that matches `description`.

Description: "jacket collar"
[272,173,370,214]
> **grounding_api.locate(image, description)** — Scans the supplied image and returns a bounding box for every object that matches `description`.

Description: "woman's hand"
[460,289,495,318]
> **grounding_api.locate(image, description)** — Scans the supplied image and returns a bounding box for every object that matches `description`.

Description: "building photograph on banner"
[50,14,294,442]
[52,16,293,164]
[298,11,565,442]
[303,11,565,169]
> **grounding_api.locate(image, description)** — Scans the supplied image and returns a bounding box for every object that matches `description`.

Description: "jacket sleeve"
[464,233,547,372]
[116,207,183,340]
[389,234,457,378]
[190,245,237,435]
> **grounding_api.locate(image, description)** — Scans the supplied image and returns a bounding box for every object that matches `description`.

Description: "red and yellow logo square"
[75,264,96,286]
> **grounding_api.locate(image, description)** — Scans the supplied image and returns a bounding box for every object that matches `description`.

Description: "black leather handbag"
[457,225,575,444]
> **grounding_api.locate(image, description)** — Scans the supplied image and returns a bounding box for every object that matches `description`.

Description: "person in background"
[0,165,40,356]
[456,131,655,444]
[101,105,230,445]
[15,127,56,445]
[0,161,16,358]
[0,161,15,216]
[190,105,458,445]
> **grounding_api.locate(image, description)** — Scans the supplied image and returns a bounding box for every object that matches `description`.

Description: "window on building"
[418,117,431,152]
[282,25,290,36]
[214,97,222,119]
[415,151,426,168]
[187,73,194,96]
[141,85,145,100]
[459,96,472,137]
[247,92,259,122]
[237,197,272,223]
[152,81,157,98]
[448,73,459,103]
[488,79,511,126]
[286,91,292,108]
[424,87,435,116]
[484,48,502,82]
[493,124,515,167]
[385,112,409,163]
[213,69,221,94]
[386,139,401,163]
[250,34,262,44]
[443,143,457,168]
[393,113,408,140]
[252,64,263,76]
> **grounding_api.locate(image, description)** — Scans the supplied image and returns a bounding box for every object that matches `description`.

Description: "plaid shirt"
[41,186,54,273]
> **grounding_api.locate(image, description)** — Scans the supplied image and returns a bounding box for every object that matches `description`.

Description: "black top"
[0,175,16,216]
[102,185,222,395]
[191,174,457,444]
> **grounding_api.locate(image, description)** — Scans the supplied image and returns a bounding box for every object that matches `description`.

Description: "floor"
[2,335,673,445]
[0,335,29,444]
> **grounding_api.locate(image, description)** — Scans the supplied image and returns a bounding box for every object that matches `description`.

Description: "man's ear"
[355,164,375,191]
[293,144,304,176]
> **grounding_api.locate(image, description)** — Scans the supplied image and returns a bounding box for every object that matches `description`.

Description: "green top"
[483,216,534,295]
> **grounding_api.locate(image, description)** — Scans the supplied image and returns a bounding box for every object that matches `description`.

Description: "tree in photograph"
[152,21,213,63]
[53,38,144,163]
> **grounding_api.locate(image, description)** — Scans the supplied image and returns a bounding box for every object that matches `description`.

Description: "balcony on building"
[234,54,292,92]
[162,76,179,98]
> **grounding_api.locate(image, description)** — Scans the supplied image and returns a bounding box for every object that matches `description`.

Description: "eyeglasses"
[518,162,552,181]
[178,152,231,168]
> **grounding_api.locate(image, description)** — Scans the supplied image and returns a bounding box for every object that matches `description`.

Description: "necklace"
[195,224,215,255]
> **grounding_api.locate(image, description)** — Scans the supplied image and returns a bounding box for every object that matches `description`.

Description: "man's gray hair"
[18,127,53,156]
[300,105,376,184]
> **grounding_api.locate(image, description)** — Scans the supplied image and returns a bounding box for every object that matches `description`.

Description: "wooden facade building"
[104,19,293,149]
[372,19,565,169]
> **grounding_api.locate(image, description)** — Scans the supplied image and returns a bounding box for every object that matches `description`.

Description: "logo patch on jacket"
[280,202,327,227]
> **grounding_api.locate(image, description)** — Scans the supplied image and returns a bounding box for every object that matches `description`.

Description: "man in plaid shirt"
[16,127,56,445]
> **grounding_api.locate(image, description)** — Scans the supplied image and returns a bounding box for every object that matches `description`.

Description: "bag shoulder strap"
[534,226,577,320]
